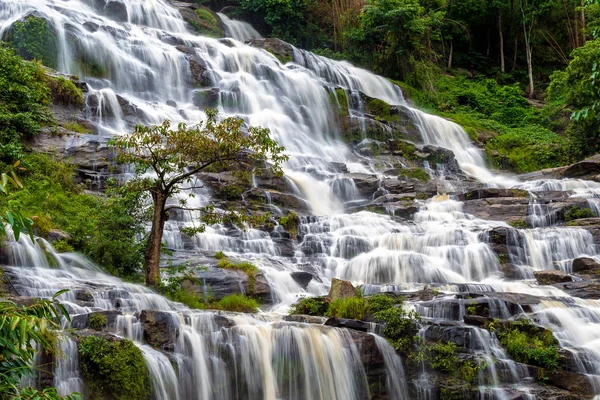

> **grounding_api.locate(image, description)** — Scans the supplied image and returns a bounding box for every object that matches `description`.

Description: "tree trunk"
[145,187,167,287]
[448,39,453,69]
[499,7,505,73]
[582,0,586,44]
[521,2,535,98]
[512,33,519,72]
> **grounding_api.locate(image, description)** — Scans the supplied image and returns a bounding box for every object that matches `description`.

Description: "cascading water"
[3,0,600,399]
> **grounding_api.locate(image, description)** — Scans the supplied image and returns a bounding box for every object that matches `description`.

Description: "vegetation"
[564,205,596,221]
[218,258,259,294]
[279,212,300,239]
[289,297,329,316]
[0,290,79,399]
[217,294,259,312]
[109,109,286,287]
[327,297,369,320]
[46,77,85,108]
[88,314,107,331]
[398,168,430,182]
[79,336,150,400]
[7,16,58,69]
[495,319,561,372]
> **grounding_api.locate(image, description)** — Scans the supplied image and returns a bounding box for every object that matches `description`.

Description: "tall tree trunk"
[448,39,453,69]
[499,7,505,73]
[575,5,581,47]
[582,0,587,44]
[145,187,167,287]
[521,2,535,98]
[512,33,519,72]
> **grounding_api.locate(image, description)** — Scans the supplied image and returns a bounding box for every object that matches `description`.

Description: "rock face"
[534,270,573,285]
[572,257,600,274]
[139,310,177,351]
[248,38,294,63]
[290,271,314,289]
[327,278,356,301]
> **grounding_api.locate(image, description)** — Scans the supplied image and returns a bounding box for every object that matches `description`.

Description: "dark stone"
[192,88,220,108]
[534,270,573,285]
[552,281,600,299]
[139,310,177,351]
[248,38,294,63]
[71,310,122,330]
[562,154,600,179]
[166,100,177,108]
[324,317,371,332]
[103,1,128,22]
[290,271,314,289]
[572,257,600,274]
[47,229,72,243]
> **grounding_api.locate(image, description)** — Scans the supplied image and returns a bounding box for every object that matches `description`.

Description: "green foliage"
[218,258,259,294]
[8,17,58,69]
[327,297,368,320]
[289,297,329,316]
[496,319,560,372]
[61,121,91,134]
[217,294,259,312]
[0,45,51,161]
[79,336,150,400]
[329,88,349,117]
[214,251,225,259]
[88,314,107,331]
[191,8,224,37]
[279,212,300,239]
[14,387,81,400]
[428,341,459,372]
[366,293,397,314]
[373,303,421,352]
[0,290,71,397]
[46,77,85,108]
[564,206,596,221]
[398,168,430,182]
[52,239,74,253]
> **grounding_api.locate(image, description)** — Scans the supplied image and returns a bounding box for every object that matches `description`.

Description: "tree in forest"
[519,0,552,98]
[109,109,287,287]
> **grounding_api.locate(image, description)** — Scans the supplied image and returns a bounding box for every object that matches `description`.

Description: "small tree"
[109,109,286,287]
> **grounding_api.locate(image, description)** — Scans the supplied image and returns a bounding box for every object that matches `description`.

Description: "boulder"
[71,310,122,330]
[327,278,357,301]
[552,281,600,299]
[47,229,72,243]
[103,1,128,22]
[324,317,372,332]
[139,310,178,351]
[248,38,294,63]
[534,270,573,285]
[290,271,314,289]
[192,88,220,107]
[562,154,600,179]
[572,257,600,274]
[457,188,529,201]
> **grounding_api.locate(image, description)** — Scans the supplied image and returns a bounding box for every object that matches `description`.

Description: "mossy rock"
[329,88,349,117]
[184,6,224,38]
[78,334,151,400]
[6,16,58,69]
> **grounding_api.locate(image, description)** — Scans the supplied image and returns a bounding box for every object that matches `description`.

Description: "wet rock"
[248,38,294,63]
[462,197,530,225]
[562,154,600,179]
[290,271,314,289]
[166,100,177,108]
[192,88,220,108]
[324,317,371,332]
[344,173,380,196]
[528,367,597,397]
[552,281,600,299]
[283,315,328,324]
[103,1,128,22]
[244,188,309,213]
[423,324,472,350]
[534,270,573,285]
[71,310,122,330]
[47,229,72,243]
[572,257,600,274]
[139,310,177,351]
[327,278,357,301]
[457,188,529,201]
[174,3,224,37]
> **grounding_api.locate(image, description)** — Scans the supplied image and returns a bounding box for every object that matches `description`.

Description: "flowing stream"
[2,0,600,399]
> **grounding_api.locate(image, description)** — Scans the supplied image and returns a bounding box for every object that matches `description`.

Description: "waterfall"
[3,0,600,399]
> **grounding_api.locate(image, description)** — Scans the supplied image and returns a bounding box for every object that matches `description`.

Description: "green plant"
[280,212,300,239]
[14,387,81,400]
[564,206,595,221]
[366,293,397,314]
[398,168,430,182]
[214,251,225,259]
[508,220,529,229]
[327,297,368,320]
[217,294,259,312]
[8,16,58,68]
[289,297,329,316]
[60,121,91,134]
[374,304,421,352]
[218,259,259,294]
[53,239,74,253]
[428,341,459,373]
[88,314,107,331]
[79,336,150,400]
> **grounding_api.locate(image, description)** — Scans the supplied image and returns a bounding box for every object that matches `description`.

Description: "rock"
[290,271,314,289]
[166,100,177,108]
[562,154,600,179]
[103,1,128,22]
[344,173,380,196]
[552,281,600,299]
[71,310,122,330]
[192,88,220,108]
[324,317,372,332]
[527,367,597,397]
[327,278,356,301]
[572,257,600,273]
[47,229,72,243]
[173,3,224,37]
[248,38,294,63]
[139,310,177,351]
[244,188,309,213]
[457,188,529,201]
[534,270,573,285]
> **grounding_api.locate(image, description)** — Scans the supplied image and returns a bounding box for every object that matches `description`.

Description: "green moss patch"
[8,16,58,69]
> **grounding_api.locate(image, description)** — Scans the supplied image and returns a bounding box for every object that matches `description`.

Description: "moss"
[398,168,430,182]
[265,49,293,64]
[289,297,329,316]
[189,7,224,38]
[62,121,92,134]
[214,251,225,260]
[8,16,58,69]
[217,259,259,295]
[564,206,595,222]
[46,76,85,107]
[395,141,416,159]
[79,336,150,400]
[88,314,107,331]
[217,293,259,312]
[368,98,391,119]
[280,212,300,239]
[329,88,349,117]
[216,184,245,200]
[508,220,528,229]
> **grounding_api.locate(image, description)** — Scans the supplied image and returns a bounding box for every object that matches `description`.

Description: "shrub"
[327,297,368,320]
[214,251,225,259]
[53,239,74,253]
[0,45,51,160]
[8,16,58,68]
[367,293,396,314]
[289,297,329,316]
[374,305,420,351]
[46,77,85,107]
[428,341,459,373]
[78,336,150,400]
[564,206,595,221]
[279,212,300,239]
[217,294,259,312]
[88,314,107,331]
[368,99,391,119]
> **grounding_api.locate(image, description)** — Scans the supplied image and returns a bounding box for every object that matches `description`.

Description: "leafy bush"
[88,314,107,331]
[279,212,300,239]
[46,76,85,107]
[327,297,368,320]
[564,206,595,221]
[366,293,396,314]
[7,16,58,68]
[374,305,420,351]
[217,294,259,312]
[496,319,560,372]
[214,251,225,259]
[79,336,150,400]
[289,297,329,316]
[428,341,459,373]
[0,45,51,160]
